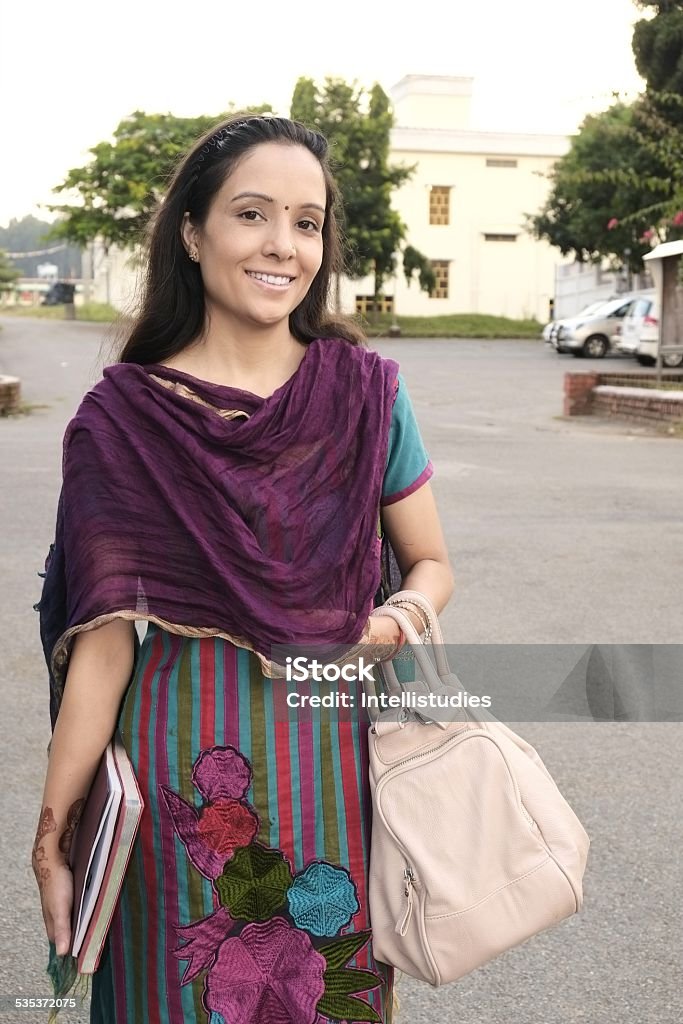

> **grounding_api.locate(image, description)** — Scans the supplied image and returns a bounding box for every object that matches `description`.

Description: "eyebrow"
[230,191,326,215]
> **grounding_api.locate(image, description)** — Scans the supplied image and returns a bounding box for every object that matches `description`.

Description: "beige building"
[342,75,571,322]
[92,74,571,322]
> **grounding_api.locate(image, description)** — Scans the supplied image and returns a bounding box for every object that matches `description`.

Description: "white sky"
[0,0,646,228]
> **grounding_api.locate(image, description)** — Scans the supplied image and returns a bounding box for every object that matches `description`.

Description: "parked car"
[542,301,607,351]
[619,293,683,367]
[41,281,76,305]
[556,295,641,357]
[616,293,657,359]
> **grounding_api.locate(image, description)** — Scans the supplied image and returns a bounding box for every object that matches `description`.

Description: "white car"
[543,301,609,352]
[616,293,656,357]
[618,294,683,367]
[556,296,637,357]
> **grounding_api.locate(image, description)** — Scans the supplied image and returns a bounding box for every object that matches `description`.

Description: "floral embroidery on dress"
[287,862,360,938]
[161,744,383,1024]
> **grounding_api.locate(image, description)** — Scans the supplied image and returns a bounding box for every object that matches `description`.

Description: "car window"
[611,303,632,318]
[580,301,607,316]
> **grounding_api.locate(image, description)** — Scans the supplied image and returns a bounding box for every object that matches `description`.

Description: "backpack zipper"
[396,866,416,936]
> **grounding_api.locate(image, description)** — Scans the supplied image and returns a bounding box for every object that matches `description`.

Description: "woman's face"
[183,141,326,331]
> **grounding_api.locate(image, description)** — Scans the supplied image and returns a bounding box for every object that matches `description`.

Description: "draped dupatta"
[38,338,399,724]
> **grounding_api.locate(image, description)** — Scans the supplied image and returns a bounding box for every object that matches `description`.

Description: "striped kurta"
[91,629,393,1023]
[87,376,432,1024]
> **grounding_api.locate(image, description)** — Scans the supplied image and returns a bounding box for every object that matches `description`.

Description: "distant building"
[341,75,572,322]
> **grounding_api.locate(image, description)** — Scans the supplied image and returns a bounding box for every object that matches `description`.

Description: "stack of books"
[69,733,144,973]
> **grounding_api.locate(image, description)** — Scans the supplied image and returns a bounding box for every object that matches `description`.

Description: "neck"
[183,309,307,395]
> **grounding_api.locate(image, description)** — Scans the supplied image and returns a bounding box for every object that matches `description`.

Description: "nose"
[262,215,296,261]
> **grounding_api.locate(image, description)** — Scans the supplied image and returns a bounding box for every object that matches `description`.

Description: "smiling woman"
[34,113,454,1024]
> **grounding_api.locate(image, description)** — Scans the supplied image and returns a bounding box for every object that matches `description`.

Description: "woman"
[33,114,454,1024]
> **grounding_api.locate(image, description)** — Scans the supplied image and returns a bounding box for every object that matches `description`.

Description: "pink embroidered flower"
[198,799,259,856]
[205,917,326,1024]
[672,211,683,227]
[607,217,619,230]
[192,745,252,801]
[173,905,234,984]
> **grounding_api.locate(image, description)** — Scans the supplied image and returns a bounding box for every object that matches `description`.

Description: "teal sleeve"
[382,374,433,505]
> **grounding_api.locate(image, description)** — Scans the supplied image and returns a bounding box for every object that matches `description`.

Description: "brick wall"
[564,371,683,426]
[0,375,21,415]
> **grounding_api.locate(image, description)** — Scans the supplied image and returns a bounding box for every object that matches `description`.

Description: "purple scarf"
[44,338,398,699]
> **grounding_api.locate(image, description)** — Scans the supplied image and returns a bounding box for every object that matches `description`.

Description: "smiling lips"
[246,270,295,288]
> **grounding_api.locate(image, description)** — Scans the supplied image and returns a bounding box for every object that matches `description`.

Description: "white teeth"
[247,271,293,286]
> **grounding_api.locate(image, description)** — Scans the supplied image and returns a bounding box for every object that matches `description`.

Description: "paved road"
[1,317,681,1023]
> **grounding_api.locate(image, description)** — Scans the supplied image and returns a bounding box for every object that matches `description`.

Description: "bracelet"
[387,599,432,641]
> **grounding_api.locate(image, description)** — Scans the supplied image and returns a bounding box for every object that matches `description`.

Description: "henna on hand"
[58,798,86,860]
[32,806,57,893]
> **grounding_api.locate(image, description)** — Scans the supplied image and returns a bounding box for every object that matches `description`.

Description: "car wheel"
[636,355,656,366]
[583,334,608,358]
[664,352,683,368]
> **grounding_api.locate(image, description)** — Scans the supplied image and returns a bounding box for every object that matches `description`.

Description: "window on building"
[429,186,450,225]
[483,233,518,242]
[429,260,450,299]
[486,158,518,168]
[355,295,394,315]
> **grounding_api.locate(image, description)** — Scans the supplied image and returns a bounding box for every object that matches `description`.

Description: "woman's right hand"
[33,850,74,957]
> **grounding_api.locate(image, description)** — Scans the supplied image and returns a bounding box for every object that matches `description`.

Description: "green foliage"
[290,77,431,300]
[0,249,21,291]
[633,1,683,96]
[402,245,437,292]
[531,3,683,268]
[527,102,672,270]
[48,106,272,249]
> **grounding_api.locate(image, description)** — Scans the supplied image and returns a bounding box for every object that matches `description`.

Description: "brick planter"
[564,371,683,427]
[0,375,21,415]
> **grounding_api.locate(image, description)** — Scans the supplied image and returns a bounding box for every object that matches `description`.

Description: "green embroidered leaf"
[215,843,292,921]
[317,929,372,970]
[323,967,383,997]
[316,990,382,1023]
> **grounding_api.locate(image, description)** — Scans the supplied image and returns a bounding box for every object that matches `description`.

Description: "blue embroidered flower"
[287,861,359,937]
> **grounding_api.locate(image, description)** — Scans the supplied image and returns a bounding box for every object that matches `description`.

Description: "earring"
[188,249,199,262]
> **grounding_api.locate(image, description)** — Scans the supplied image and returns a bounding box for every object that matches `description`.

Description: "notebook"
[69,732,144,973]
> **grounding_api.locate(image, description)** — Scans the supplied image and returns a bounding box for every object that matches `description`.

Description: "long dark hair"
[117,114,365,363]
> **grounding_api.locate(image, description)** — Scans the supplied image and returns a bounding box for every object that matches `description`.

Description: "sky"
[0,0,647,229]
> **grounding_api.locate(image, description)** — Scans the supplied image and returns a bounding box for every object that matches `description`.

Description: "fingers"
[53,916,72,958]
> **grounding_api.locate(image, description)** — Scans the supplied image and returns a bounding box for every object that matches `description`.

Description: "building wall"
[342,75,572,322]
[554,260,653,319]
[82,241,139,310]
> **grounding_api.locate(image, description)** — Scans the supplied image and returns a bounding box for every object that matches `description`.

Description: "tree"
[0,249,21,292]
[48,106,272,250]
[530,2,683,268]
[633,0,683,97]
[290,77,433,308]
[527,103,667,270]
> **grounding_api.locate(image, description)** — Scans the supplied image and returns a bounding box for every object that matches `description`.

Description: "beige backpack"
[366,592,590,986]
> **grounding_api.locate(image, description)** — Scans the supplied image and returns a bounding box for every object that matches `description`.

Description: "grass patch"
[0,401,51,418]
[0,302,120,323]
[361,313,543,339]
